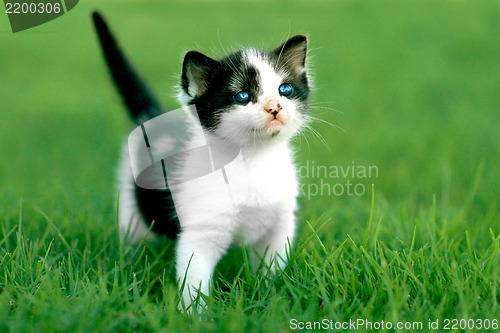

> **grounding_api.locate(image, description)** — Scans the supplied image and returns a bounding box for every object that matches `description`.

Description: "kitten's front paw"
[177,299,205,314]
[177,283,207,313]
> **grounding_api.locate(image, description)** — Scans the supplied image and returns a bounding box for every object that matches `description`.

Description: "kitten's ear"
[273,35,307,70]
[181,51,218,97]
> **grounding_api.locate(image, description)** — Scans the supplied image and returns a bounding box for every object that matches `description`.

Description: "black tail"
[92,11,163,123]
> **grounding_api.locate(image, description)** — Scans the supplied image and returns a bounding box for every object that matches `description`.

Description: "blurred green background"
[1,0,498,242]
[1,0,499,330]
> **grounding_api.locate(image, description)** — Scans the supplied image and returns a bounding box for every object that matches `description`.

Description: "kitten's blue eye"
[279,83,294,97]
[234,91,251,104]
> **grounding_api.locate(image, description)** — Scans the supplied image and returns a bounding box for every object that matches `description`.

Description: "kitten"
[92,12,310,311]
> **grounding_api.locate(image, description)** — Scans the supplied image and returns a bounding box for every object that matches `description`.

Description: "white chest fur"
[233,143,298,244]
[170,131,298,244]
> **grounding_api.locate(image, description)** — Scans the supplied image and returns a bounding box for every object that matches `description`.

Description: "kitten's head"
[178,35,309,146]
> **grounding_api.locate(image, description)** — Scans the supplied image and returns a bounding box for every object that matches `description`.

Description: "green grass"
[1,0,499,331]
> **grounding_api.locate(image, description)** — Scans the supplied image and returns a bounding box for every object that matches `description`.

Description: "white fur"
[118,53,305,312]
[117,144,161,244]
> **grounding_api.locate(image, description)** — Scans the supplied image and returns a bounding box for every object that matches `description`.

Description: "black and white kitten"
[93,12,310,311]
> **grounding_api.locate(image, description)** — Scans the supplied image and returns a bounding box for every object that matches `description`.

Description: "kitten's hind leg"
[118,188,161,244]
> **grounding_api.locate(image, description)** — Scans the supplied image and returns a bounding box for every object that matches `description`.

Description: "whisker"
[296,129,311,153]
[308,105,344,114]
[274,28,292,72]
[217,28,239,74]
[306,115,347,134]
[302,123,331,152]
[309,101,336,105]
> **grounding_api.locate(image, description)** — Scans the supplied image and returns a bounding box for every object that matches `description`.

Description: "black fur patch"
[135,185,180,239]
[271,35,309,108]
[187,51,263,131]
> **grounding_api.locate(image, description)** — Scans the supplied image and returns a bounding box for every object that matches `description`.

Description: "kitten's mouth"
[252,112,289,136]
[265,117,284,131]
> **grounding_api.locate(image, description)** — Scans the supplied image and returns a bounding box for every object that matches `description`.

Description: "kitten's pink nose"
[264,96,282,116]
